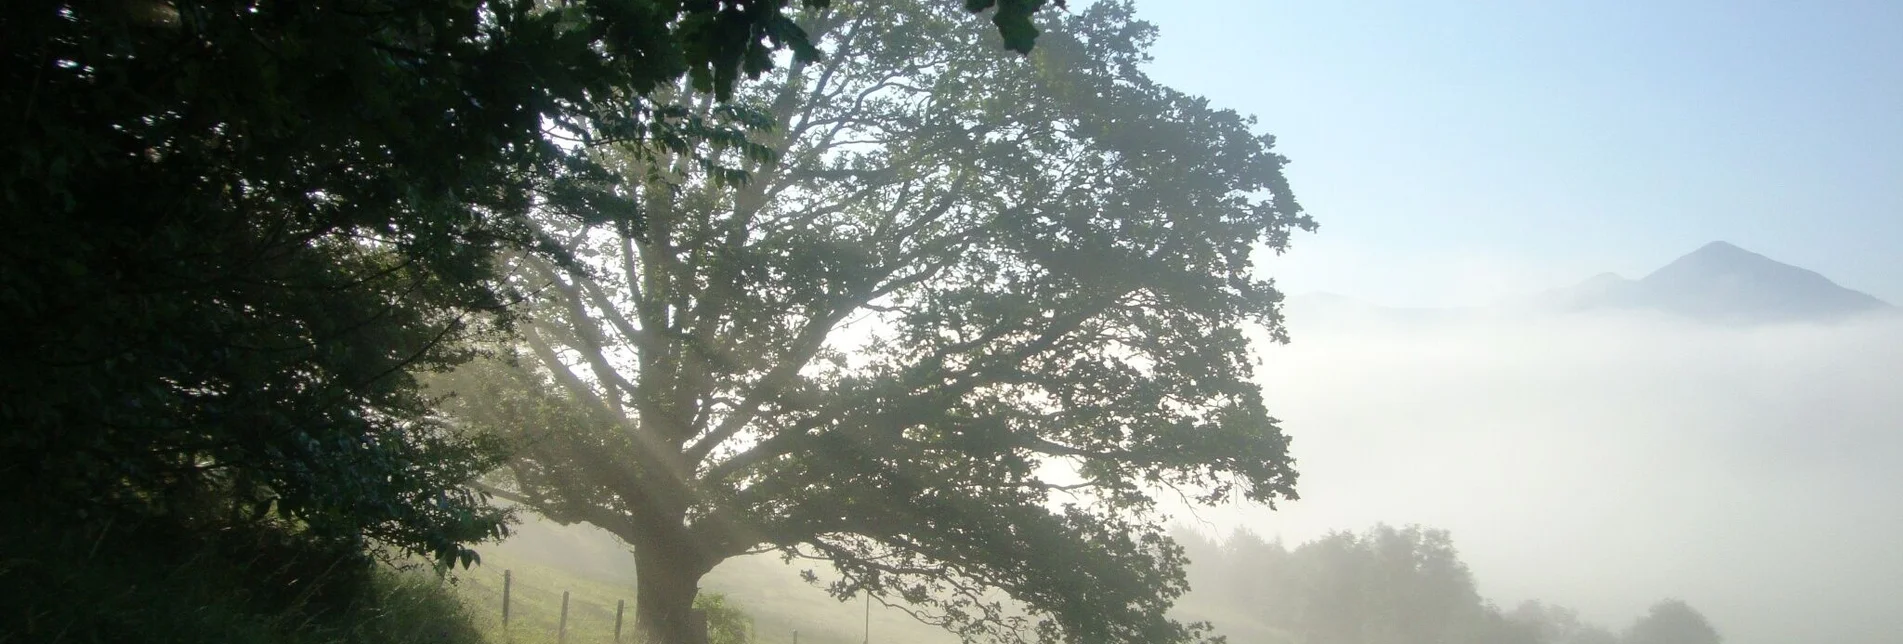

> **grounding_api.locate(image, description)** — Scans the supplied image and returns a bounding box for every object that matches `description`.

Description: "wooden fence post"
[501,570,511,630]
[614,599,625,643]
[557,590,570,643]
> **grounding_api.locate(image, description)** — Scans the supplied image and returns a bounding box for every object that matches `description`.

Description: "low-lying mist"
[1191,302,1903,644]
[477,304,1902,644]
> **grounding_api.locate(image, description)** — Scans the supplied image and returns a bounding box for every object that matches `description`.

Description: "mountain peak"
[1662,240,1773,272]
[1533,242,1889,324]
[1693,240,1748,255]
[1646,241,1823,285]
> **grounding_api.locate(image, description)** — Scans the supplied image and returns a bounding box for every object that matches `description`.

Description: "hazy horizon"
[1275,239,1895,314]
[1175,305,1903,644]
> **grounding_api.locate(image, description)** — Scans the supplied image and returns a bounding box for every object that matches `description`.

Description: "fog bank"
[1202,305,1903,644]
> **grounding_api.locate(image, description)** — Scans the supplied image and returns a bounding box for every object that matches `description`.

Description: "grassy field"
[452,552,642,644]
[459,517,960,644]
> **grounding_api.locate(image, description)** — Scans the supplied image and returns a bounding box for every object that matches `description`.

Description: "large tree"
[438,1,1313,641]
[0,0,1062,565]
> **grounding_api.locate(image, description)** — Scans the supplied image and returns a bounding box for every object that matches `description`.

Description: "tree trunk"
[634,537,711,644]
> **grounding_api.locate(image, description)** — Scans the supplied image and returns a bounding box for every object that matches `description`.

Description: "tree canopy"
[1,0,1066,566]
[1174,525,1706,644]
[1624,599,1722,644]
[1185,525,1495,644]
[437,0,1313,641]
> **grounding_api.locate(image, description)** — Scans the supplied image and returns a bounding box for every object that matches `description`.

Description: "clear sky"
[1130,0,1903,307]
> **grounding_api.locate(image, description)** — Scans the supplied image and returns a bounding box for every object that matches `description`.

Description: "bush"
[0,514,487,644]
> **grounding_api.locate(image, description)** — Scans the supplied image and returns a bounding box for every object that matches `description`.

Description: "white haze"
[1184,300,1903,644]
[478,298,1903,644]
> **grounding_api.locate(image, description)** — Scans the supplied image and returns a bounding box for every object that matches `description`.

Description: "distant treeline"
[1175,524,1721,644]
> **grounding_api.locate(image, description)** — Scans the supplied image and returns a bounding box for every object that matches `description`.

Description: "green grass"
[466,519,961,644]
[454,547,902,644]
[452,552,641,644]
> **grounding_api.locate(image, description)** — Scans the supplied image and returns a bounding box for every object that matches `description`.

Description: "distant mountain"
[1528,241,1890,324]
[1284,242,1890,328]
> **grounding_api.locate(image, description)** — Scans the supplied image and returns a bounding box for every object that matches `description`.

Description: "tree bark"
[634,533,713,644]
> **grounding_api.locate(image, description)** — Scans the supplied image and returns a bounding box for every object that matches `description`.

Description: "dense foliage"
[436,1,1313,641]
[4,0,535,565]
[0,0,1060,568]
[1176,525,1721,644]
[0,512,490,644]
[1622,599,1722,644]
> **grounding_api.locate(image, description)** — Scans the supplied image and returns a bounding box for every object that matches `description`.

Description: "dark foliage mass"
[4,0,541,567]
[0,0,1053,568]
[1176,525,1722,644]
[0,510,491,644]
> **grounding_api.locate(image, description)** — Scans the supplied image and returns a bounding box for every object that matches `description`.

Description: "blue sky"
[1129,0,1903,307]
